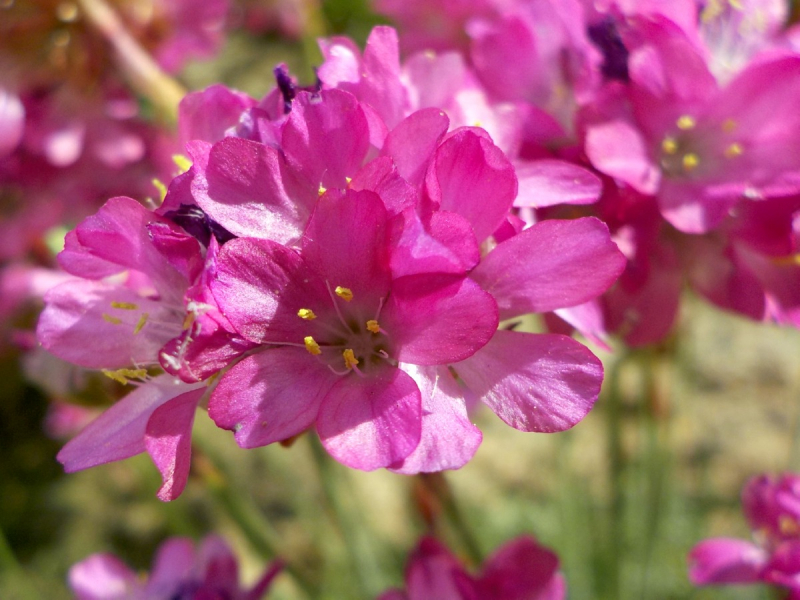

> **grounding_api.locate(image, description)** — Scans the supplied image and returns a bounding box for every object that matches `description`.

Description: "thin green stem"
[0,525,38,600]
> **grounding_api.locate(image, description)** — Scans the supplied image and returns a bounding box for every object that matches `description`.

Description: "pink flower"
[379,535,566,600]
[69,535,282,600]
[689,473,800,596]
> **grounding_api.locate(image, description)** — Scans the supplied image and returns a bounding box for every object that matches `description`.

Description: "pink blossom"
[689,473,800,596]
[69,535,282,600]
[378,535,566,600]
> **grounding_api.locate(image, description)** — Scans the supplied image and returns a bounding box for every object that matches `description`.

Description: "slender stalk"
[307,436,375,599]
[0,525,38,600]
[75,0,186,122]
[416,473,483,567]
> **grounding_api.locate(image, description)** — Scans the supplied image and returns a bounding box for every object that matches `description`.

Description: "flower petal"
[390,365,481,474]
[318,367,421,470]
[68,554,139,600]
[209,348,337,448]
[454,330,602,433]
[688,538,767,585]
[470,217,625,319]
[514,159,602,208]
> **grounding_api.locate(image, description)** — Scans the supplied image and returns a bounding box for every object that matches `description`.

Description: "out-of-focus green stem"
[0,525,38,600]
[76,0,185,123]
[416,473,483,567]
[307,436,375,599]
[605,352,627,599]
[194,451,314,599]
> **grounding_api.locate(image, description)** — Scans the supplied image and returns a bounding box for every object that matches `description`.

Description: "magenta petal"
[475,536,565,600]
[390,365,481,474]
[208,348,337,447]
[179,84,255,145]
[68,554,139,600]
[282,89,370,189]
[405,537,465,600]
[147,537,195,591]
[454,330,602,433]
[381,108,449,187]
[38,280,178,369]
[471,217,625,319]
[360,26,408,129]
[211,237,330,344]
[318,368,422,470]
[584,118,660,195]
[350,157,417,215]
[688,538,767,585]
[197,536,239,591]
[0,88,24,159]
[514,159,602,208]
[57,377,197,472]
[144,387,205,501]
[302,188,392,304]
[382,274,498,365]
[425,129,518,242]
[198,137,312,243]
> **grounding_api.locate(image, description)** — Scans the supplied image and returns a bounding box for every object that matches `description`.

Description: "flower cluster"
[689,473,800,597]
[38,57,625,497]
[69,535,282,599]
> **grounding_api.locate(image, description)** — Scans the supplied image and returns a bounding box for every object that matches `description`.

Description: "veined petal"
[145,387,206,501]
[425,128,517,242]
[208,348,337,448]
[318,368,422,470]
[381,108,449,188]
[211,237,330,344]
[390,365,481,474]
[475,536,565,600]
[470,218,625,319]
[57,377,202,472]
[382,274,498,365]
[38,280,178,369]
[514,159,602,208]
[453,330,602,433]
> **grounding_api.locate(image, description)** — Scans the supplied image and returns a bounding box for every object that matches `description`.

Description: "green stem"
[307,436,375,599]
[417,473,483,567]
[0,526,38,600]
[76,0,186,122]
[605,352,628,599]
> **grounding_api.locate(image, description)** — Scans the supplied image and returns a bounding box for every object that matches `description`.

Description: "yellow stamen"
[102,314,122,325]
[676,115,696,130]
[133,313,149,335]
[182,312,196,330]
[345,177,352,184]
[343,349,359,369]
[318,185,327,196]
[304,336,321,355]
[701,0,724,22]
[366,320,381,333]
[722,118,737,133]
[297,308,317,320]
[724,142,743,158]
[661,137,678,154]
[152,178,168,202]
[111,301,138,310]
[56,2,79,22]
[728,0,744,10]
[172,154,192,173]
[101,368,148,385]
[780,515,800,536]
[335,286,353,302]
[682,153,700,171]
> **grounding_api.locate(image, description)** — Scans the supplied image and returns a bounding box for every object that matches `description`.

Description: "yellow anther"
[724,142,743,158]
[473,121,483,128]
[101,368,148,385]
[728,0,744,10]
[345,177,352,184]
[152,178,168,202]
[661,137,678,155]
[701,0,723,22]
[182,312,196,330]
[366,320,381,333]
[133,313,149,335]
[304,336,321,355]
[780,515,800,536]
[682,153,700,171]
[111,301,138,310]
[335,286,353,302]
[424,50,437,60]
[676,115,696,130]
[318,185,327,196]
[297,308,317,320]
[172,154,192,173]
[722,119,737,133]
[343,348,359,369]
[102,314,122,325]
